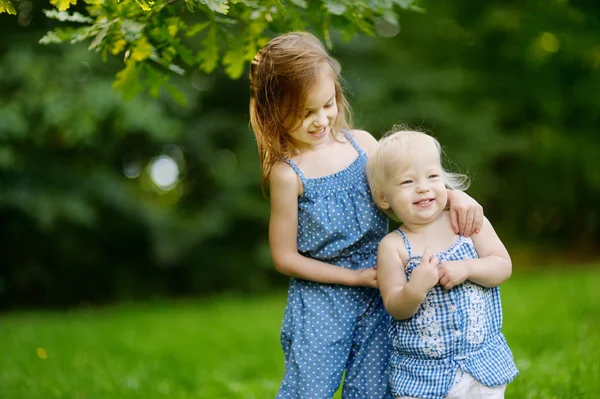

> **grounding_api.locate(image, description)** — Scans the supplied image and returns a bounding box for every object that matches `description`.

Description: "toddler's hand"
[438,260,469,290]
[410,247,440,293]
[355,267,378,288]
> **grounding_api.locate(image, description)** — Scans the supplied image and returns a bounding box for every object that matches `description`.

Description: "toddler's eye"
[400,180,413,185]
[428,174,440,179]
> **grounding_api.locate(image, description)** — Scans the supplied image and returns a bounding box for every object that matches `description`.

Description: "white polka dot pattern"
[276,131,392,399]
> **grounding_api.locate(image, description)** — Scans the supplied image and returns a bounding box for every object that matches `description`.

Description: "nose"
[416,182,430,193]
[313,109,329,128]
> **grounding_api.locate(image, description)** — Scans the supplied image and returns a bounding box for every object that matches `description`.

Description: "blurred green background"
[1,0,599,398]
[1,0,597,309]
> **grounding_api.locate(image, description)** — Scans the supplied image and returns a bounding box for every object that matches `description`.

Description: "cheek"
[291,119,309,134]
[330,106,339,119]
[437,187,448,203]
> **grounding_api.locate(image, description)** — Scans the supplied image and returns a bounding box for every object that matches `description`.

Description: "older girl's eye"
[324,102,333,108]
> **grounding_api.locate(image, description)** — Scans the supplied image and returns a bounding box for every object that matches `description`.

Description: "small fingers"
[458,207,467,236]
[449,209,459,234]
[473,206,484,234]
[444,282,454,290]
[462,209,475,237]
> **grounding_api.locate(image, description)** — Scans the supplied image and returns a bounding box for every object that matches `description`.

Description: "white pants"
[397,370,507,399]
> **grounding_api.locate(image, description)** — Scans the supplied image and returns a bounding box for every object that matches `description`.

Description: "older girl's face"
[287,70,338,150]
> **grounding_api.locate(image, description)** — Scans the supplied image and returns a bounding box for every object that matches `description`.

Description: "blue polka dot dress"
[276,130,392,399]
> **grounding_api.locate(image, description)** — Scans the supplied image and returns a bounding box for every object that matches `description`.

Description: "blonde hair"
[249,31,353,194]
[366,128,470,221]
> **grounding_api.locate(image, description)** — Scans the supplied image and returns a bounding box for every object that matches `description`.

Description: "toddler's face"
[287,69,338,149]
[380,145,448,225]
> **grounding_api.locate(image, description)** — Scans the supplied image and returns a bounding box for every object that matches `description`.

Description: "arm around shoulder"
[268,162,366,286]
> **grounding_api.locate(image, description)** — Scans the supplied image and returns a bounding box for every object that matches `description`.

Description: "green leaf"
[223,43,246,79]
[134,0,152,11]
[121,19,146,41]
[198,0,230,14]
[186,21,211,37]
[49,0,77,12]
[145,66,170,98]
[131,37,153,62]
[38,27,91,44]
[337,23,358,42]
[165,84,188,106]
[394,0,417,9]
[173,42,196,66]
[197,24,219,73]
[289,0,307,8]
[43,9,93,23]
[113,61,144,101]
[70,26,97,43]
[88,24,109,51]
[39,31,63,45]
[0,0,16,15]
[323,0,346,16]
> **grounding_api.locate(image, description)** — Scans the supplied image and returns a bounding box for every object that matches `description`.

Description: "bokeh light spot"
[149,155,179,190]
[36,348,47,360]
[540,32,560,53]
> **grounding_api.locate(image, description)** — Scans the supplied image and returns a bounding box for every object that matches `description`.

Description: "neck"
[400,211,445,236]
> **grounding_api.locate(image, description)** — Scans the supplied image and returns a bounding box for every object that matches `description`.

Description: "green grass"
[1,267,600,399]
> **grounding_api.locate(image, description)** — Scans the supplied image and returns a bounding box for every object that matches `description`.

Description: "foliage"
[0,30,273,308]
[1,0,599,308]
[1,268,600,398]
[4,0,421,103]
[338,0,600,248]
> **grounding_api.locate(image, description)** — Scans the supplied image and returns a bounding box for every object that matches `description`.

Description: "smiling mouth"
[414,198,434,206]
[310,126,327,137]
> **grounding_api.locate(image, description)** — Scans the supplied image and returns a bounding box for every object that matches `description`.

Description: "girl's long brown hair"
[249,32,353,195]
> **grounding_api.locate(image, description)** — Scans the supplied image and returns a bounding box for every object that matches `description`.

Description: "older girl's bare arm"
[377,234,432,320]
[268,163,375,287]
[438,217,512,290]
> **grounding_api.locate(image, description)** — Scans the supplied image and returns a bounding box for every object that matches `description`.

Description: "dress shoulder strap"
[284,159,307,186]
[342,129,367,157]
[394,228,413,259]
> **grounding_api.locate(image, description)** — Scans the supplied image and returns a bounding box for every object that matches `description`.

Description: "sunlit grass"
[1,267,599,399]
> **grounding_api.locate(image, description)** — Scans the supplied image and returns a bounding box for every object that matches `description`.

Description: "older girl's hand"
[355,267,378,288]
[448,190,483,237]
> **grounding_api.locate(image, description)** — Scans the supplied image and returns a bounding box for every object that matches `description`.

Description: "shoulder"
[349,129,378,156]
[270,161,301,196]
[470,216,496,241]
[378,230,408,261]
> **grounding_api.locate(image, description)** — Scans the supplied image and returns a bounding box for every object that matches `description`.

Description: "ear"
[376,193,390,210]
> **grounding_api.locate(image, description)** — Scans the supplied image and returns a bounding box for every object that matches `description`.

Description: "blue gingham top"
[388,229,518,399]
